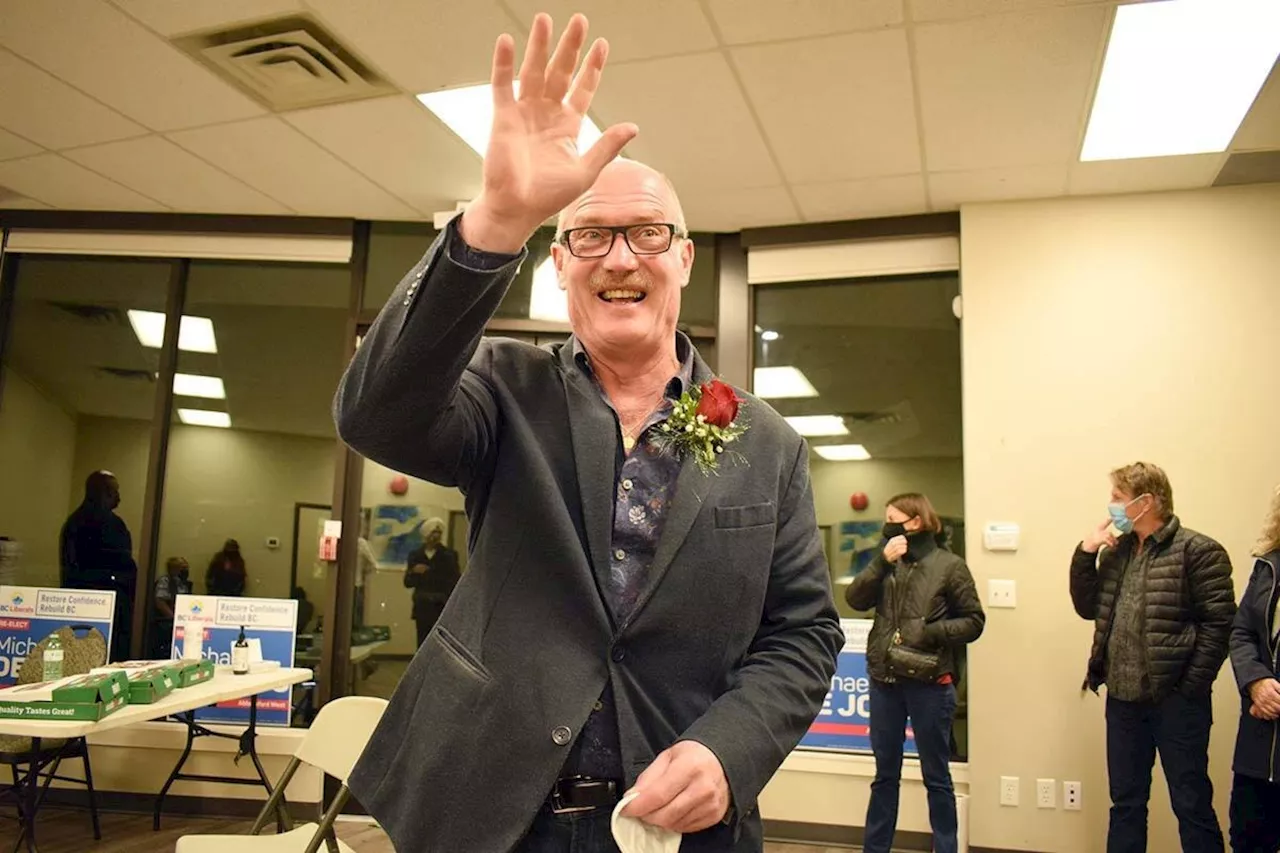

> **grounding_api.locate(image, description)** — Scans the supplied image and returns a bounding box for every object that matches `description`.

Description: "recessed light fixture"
[753,366,818,399]
[177,408,230,428]
[760,330,780,342]
[528,257,569,322]
[173,373,226,400]
[127,310,218,354]
[1081,0,1280,161]
[418,82,603,158]
[784,415,848,437]
[815,444,871,462]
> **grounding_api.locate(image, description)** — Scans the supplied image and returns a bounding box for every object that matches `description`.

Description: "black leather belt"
[548,776,620,815]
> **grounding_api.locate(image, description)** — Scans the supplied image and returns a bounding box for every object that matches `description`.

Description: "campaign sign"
[171,594,298,726]
[798,618,917,755]
[0,586,116,686]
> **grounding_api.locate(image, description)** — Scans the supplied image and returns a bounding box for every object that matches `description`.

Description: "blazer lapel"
[559,344,619,621]
[622,355,718,629]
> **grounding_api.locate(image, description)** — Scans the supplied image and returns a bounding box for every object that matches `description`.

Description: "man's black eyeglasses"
[557,223,685,258]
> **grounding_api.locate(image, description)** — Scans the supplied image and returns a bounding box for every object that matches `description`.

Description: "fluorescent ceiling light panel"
[753,366,818,399]
[127,310,218,354]
[173,373,226,400]
[1081,0,1280,161]
[815,444,871,462]
[528,257,569,322]
[418,82,603,158]
[784,415,848,437]
[177,408,231,428]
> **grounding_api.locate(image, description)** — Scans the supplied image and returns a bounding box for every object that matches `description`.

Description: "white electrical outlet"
[988,579,1017,608]
[1000,776,1020,807]
[1037,778,1056,809]
[1063,781,1082,811]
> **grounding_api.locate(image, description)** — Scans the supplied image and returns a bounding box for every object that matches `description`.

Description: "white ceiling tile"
[928,164,1068,209]
[503,0,717,63]
[792,175,929,221]
[63,136,292,214]
[591,52,782,191]
[708,0,904,44]
[680,185,800,232]
[0,0,266,132]
[283,96,480,217]
[168,117,420,219]
[733,29,920,184]
[0,49,147,149]
[0,128,42,161]
[302,0,518,93]
[1232,64,1280,152]
[110,0,306,37]
[914,6,1108,171]
[0,154,167,210]
[908,0,1112,23]
[1068,154,1225,197]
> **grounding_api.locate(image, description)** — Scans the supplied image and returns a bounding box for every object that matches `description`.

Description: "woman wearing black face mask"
[845,493,985,853]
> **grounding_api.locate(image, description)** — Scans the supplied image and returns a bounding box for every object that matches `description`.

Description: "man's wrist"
[458,196,543,254]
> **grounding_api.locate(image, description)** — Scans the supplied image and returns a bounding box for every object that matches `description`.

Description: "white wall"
[960,183,1280,852]
[0,367,76,587]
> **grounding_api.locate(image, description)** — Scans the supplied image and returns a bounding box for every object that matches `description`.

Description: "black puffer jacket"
[846,535,985,683]
[1229,550,1280,782]
[1070,515,1236,700]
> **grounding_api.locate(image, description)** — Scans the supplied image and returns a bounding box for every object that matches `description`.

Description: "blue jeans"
[864,678,958,853]
[1106,692,1224,853]
[513,805,621,853]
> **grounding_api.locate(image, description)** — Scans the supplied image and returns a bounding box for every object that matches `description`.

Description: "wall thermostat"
[983,522,1020,552]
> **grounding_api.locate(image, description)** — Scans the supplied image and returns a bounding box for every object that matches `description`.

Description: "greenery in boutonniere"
[655,378,748,474]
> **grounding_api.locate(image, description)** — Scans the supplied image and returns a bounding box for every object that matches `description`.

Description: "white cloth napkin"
[610,792,682,853]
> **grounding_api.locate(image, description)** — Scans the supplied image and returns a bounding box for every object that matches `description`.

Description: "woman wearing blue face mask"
[845,492,985,853]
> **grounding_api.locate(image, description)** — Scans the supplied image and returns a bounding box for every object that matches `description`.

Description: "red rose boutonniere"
[657,378,748,473]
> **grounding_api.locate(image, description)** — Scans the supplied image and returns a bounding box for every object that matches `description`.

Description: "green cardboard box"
[122,666,177,704]
[92,658,215,688]
[169,658,215,688]
[0,671,130,722]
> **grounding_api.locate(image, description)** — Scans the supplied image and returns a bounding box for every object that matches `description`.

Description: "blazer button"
[551,726,572,746]
[611,646,626,663]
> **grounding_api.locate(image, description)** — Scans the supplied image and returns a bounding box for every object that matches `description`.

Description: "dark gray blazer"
[334,226,843,853]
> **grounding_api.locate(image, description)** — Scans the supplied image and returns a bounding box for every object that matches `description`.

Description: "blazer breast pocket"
[714,502,777,530]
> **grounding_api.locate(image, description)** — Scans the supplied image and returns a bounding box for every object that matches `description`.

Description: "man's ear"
[550,243,568,291]
[679,236,695,288]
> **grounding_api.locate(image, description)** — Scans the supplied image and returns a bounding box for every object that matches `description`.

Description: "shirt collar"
[572,331,695,400]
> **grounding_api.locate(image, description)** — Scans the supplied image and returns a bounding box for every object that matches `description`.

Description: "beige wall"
[73,416,335,600]
[960,183,1280,852]
[0,367,76,587]
[810,456,964,526]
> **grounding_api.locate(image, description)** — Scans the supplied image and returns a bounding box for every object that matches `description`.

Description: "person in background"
[206,538,247,597]
[293,586,316,635]
[1228,485,1280,853]
[403,518,460,648]
[60,470,136,662]
[152,556,192,658]
[1070,462,1236,853]
[355,514,378,630]
[846,492,985,853]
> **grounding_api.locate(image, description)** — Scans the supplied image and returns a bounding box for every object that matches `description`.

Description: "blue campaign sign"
[0,586,116,686]
[798,618,917,756]
[171,594,297,726]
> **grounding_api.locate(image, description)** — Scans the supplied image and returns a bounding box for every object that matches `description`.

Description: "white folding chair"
[176,695,388,853]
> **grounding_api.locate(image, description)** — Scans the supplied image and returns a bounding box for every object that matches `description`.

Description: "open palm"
[464,14,636,252]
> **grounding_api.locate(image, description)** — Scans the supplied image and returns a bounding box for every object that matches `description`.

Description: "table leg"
[153,711,197,831]
[13,737,41,853]
[240,695,287,833]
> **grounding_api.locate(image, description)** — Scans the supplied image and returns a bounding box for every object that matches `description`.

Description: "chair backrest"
[18,626,108,684]
[294,695,388,783]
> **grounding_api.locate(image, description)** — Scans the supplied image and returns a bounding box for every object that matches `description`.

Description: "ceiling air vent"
[98,367,155,383]
[173,15,395,111]
[49,302,125,325]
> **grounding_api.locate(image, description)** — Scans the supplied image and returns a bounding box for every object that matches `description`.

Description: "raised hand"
[460,13,638,254]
